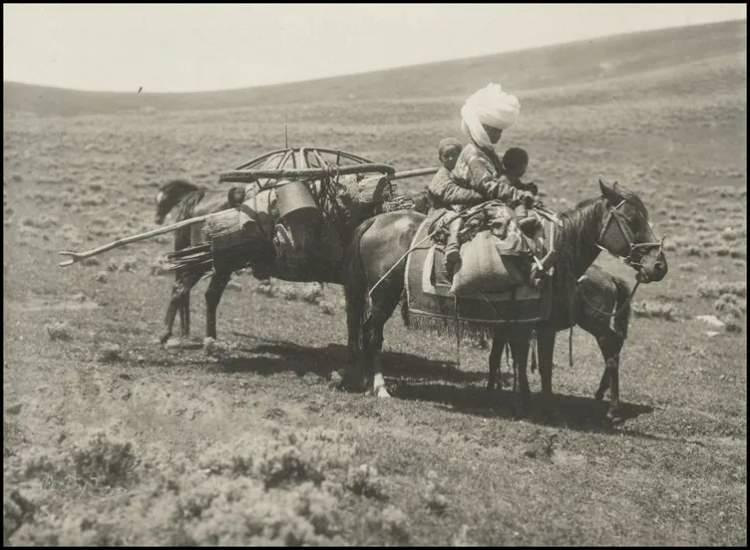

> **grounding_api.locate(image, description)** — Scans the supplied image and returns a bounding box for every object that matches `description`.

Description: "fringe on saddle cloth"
[404,202,554,341]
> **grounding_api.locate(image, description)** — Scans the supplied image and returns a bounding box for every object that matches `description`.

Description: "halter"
[596,200,664,270]
[577,198,664,320]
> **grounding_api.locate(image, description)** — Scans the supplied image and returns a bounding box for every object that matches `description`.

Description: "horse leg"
[184,294,191,337]
[508,327,531,416]
[343,282,368,391]
[364,285,402,398]
[161,271,201,345]
[536,325,557,415]
[594,365,610,402]
[595,337,624,422]
[488,328,506,391]
[578,315,625,422]
[205,270,232,342]
[178,294,191,339]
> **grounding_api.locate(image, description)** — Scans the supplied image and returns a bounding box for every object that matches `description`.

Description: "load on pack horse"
[59,147,437,345]
[342,83,668,417]
[414,187,640,422]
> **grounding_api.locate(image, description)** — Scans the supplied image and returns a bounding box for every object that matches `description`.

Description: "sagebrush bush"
[632,301,677,321]
[713,293,746,318]
[379,505,410,543]
[46,322,73,341]
[423,470,449,514]
[698,281,746,299]
[722,317,743,334]
[345,464,388,500]
[71,431,138,488]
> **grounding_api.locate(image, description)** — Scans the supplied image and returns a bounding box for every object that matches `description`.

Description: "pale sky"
[3,3,747,93]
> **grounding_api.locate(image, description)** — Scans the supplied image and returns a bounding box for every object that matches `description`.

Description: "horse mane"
[156,179,206,251]
[549,197,608,320]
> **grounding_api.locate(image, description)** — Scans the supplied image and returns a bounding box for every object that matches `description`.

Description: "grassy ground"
[3,21,747,546]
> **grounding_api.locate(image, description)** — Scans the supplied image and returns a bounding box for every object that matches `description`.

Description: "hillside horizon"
[3,18,746,117]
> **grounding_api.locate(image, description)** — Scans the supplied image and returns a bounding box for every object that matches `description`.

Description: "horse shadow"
[217,331,487,385]
[390,381,654,435]
[217,332,653,435]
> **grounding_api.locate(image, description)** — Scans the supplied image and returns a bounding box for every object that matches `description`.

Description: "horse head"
[154,179,201,225]
[597,179,668,283]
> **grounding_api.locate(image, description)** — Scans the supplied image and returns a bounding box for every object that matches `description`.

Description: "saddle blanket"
[405,217,553,325]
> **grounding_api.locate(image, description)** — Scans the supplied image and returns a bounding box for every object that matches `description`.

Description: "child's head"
[438,138,462,170]
[502,147,529,179]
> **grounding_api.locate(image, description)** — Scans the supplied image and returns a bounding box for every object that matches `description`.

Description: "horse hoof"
[164,338,183,349]
[203,337,232,357]
[606,409,625,425]
[375,386,391,398]
[159,334,171,347]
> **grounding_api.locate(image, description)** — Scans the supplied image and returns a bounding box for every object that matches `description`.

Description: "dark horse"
[487,264,634,421]
[410,192,637,419]
[154,179,239,344]
[343,180,668,405]
[154,178,381,346]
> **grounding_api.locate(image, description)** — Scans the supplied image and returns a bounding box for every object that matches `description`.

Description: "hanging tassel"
[505,341,514,392]
[568,326,574,368]
[454,295,461,368]
[530,329,538,373]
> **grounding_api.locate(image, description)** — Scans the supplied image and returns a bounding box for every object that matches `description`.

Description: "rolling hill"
[3,18,746,117]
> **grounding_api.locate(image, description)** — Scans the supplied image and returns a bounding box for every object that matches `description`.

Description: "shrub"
[697,281,746,299]
[720,228,739,242]
[97,343,122,363]
[71,431,138,487]
[713,293,746,318]
[300,284,323,305]
[722,317,743,334]
[379,505,410,543]
[319,300,336,315]
[345,464,387,500]
[423,470,449,515]
[46,322,73,341]
[632,301,676,320]
[280,285,300,301]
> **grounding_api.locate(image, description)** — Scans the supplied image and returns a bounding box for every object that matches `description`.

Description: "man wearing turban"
[444,83,536,275]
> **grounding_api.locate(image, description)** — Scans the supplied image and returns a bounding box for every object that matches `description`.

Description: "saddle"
[427,202,552,296]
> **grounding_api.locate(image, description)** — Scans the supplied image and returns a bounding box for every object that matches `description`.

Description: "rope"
[367,211,458,298]
[577,279,641,318]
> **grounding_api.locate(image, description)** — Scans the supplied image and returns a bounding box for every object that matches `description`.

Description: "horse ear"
[599,179,622,205]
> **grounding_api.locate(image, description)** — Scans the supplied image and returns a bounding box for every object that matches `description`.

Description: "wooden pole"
[389,167,438,180]
[57,210,225,267]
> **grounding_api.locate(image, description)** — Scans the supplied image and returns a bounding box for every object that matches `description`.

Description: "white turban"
[460,83,520,149]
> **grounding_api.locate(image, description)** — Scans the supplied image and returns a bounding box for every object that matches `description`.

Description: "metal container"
[275,180,319,219]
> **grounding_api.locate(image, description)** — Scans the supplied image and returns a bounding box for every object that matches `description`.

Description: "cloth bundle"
[460,83,520,149]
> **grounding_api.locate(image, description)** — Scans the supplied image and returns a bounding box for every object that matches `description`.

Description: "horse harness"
[579,199,665,319]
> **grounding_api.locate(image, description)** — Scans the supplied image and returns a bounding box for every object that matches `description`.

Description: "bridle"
[596,199,664,271]
[580,199,665,319]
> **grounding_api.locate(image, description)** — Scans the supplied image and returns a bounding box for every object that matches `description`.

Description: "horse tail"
[173,189,206,252]
[612,275,632,340]
[399,289,410,327]
[175,188,206,222]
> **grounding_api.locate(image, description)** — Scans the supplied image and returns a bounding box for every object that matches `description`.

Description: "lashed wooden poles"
[58,166,441,268]
[57,213,217,267]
